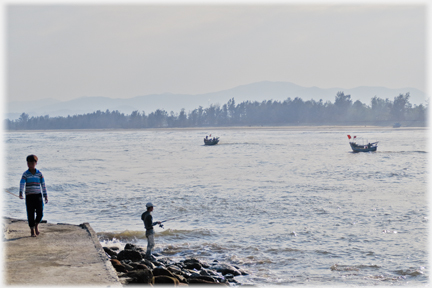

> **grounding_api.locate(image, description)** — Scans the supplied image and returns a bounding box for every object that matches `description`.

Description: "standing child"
[19,155,48,237]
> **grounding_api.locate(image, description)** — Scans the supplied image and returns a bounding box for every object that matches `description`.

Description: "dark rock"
[126,269,153,284]
[117,249,143,262]
[157,257,173,266]
[110,259,129,273]
[224,273,234,279]
[103,247,118,258]
[167,265,182,274]
[212,263,241,276]
[153,275,180,285]
[124,243,138,250]
[134,264,150,271]
[153,267,176,278]
[183,258,202,270]
[123,263,134,271]
[185,261,202,270]
[140,259,155,269]
[188,278,226,285]
[189,275,218,283]
[150,260,164,267]
[227,278,239,284]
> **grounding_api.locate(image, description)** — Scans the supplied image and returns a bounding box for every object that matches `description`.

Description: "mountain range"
[5,81,427,120]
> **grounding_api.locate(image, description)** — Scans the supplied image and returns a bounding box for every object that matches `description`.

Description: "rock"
[124,243,145,252]
[123,263,134,271]
[238,268,249,276]
[173,273,188,284]
[211,263,241,276]
[153,267,176,278]
[167,265,182,274]
[117,249,143,262]
[110,259,122,266]
[140,259,155,269]
[184,258,202,269]
[110,259,129,273]
[134,264,150,271]
[188,278,226,285]
[189,275,218,283]
[103,247,118,258]
[126,269,153,284]
[153,275,180,285]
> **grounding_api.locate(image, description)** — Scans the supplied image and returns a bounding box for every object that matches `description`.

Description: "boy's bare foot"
[30,228,37,237]
[35,225,40,235]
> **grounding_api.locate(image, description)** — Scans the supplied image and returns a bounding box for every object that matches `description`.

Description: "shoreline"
[4,125,427,133]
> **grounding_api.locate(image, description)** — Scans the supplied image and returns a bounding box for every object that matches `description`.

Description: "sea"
[3,127,429,286]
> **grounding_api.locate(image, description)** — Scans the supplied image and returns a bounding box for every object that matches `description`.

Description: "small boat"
[347,135,378,152]
[204,136,219,145]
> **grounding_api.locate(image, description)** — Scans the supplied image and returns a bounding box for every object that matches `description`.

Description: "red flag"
[347,135,351,140]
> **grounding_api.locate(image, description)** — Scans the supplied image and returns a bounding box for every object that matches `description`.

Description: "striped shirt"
[19,169,47,198]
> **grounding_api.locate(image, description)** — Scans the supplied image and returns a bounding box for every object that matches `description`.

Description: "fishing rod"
[156,215,188,229]
[5,189,20,198]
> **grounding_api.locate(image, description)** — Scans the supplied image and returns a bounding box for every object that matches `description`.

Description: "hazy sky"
[5,2,427,102]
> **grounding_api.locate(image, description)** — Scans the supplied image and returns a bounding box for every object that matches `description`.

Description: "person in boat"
[19,154,49,237]
[141,202,161,260]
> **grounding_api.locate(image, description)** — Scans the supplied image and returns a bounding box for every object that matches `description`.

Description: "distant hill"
[5,81,427,120]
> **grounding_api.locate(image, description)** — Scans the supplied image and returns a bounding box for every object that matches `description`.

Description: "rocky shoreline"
[103,243,249,285]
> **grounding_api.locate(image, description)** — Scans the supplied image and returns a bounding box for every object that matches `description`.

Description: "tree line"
[5,92,428,130]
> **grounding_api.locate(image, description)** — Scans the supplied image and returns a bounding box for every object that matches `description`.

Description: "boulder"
[122,263,134,271]
[167,265,182,274]
[124,243,138,250]
[126,269,153,284]
[103,247,118,258]
[188,278,226,285]
[184,258,202,268]
[153,275,180,285]
[134,264,150,271]
[188,275,218,283]
[211,263,241,276]
[110,259,129,273]
[117,249,143,262]
[153,267,176,278]
[140,259,155,269]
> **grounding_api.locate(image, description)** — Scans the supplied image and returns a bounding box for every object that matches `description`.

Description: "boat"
[347,135,378,152]
[204,136,219,145]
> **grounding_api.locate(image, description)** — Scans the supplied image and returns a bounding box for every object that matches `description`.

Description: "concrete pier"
[3,217,121,286]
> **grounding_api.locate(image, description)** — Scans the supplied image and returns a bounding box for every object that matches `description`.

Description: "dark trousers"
[25,194,43,228]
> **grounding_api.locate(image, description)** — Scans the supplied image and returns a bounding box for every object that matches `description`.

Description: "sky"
[3,1,429,103]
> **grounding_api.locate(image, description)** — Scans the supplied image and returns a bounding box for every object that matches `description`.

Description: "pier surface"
[3,217,120,286]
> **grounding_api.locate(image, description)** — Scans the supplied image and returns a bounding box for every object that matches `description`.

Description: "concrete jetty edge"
[3,217,121,286]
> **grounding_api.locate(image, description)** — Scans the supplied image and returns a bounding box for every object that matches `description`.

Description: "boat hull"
[204,138,219,145]
[349,142,378,152]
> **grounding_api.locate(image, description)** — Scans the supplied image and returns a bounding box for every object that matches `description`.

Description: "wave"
[394,268,425,276]
[330,264,381,271]
[97,228,214,242]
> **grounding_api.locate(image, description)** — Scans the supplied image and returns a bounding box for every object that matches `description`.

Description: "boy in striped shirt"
[19,155,48,237]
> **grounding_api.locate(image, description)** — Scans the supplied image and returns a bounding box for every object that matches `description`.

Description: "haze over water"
[4,127,428,286]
